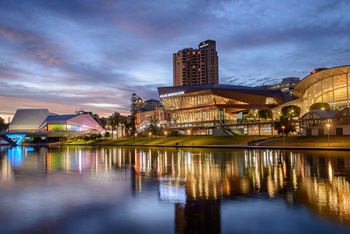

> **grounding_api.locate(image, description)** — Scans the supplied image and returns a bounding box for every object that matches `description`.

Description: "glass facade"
[40,125,87,132]
[172,109,236,126]
[302,73,350,113]
[159,85,285,135]
[161,94,248,111]
[273,68,350,118]
[161,93,241,129]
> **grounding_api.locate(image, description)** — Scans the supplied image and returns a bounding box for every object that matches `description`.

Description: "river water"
[0,146,350,234]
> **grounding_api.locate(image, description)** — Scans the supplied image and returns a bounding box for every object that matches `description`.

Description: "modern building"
[272,65,350,119]
[159,65,350,136]
[135,98,171,133]
[173,40,218,86]
[9,109,50,132]
[300,106,350,136]
[258,77,300,96]
[158,84,290,135]
[293,65,350,114]
[9,109,103,133]
[37,114,103,132]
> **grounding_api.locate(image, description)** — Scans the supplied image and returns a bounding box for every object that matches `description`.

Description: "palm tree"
[130,93,138,137]
[108,112,122,139]
[119,115,127,138]
[0,117,9,132]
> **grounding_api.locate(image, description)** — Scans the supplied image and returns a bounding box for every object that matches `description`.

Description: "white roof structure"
[9,109,103,133]
[9,109,50,132]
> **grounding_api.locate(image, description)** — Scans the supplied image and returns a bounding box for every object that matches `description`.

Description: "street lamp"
[254,126,257,140]
[149,132,152,139]
[326,123,331,146]
[164,131,167,137]
[282,126,285,145]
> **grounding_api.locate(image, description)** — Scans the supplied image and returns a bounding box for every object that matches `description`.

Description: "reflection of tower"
[175,199,220,234]
[7,146,24,166]
[173,150,223,233]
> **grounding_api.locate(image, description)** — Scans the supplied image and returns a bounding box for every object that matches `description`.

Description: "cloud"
[0,0,349,119]
[0,26,64,66]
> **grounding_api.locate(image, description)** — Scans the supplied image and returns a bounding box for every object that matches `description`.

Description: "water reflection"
[133,148,350,230]
[0,146,349,233]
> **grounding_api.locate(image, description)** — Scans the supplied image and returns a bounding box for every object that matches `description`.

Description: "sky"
[0,0,349,120]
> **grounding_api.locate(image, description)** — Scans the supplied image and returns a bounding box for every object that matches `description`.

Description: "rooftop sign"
[199,43,208,48]
[160,91,185,98]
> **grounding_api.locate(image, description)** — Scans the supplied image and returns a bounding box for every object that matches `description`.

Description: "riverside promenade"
[16,135,350,151]
[104,143,350,151]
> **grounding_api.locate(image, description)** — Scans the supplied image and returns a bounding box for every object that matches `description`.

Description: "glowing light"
[7,146,24,166]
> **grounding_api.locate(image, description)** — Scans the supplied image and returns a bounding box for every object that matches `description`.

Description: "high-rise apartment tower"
[173,40,219,86]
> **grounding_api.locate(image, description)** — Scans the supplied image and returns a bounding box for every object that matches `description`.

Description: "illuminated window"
[265,97,278,105]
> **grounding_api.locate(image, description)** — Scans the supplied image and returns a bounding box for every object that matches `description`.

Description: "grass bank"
[64,135,268,146]
[260,135,350,147]
[62,135,350,148]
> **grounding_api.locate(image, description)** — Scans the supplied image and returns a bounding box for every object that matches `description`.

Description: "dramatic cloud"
[0,0,349,120]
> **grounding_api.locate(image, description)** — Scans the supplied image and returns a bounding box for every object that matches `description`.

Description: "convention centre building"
[158,65,350,136]
[158,84,291,135]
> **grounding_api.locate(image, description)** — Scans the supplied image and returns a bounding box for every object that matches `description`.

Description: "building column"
[271,124,273,136]
[332,75,335,109]
[347,72,349,108]
[321,80,323,103]
[313,83,316,105]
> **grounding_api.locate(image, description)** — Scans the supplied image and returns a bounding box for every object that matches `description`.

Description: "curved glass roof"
[293,65,350,99]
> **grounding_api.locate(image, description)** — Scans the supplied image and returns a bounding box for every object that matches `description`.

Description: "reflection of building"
[132,148,350,225]
[173,40,218,86]
[297,154,350,224]
[133,149,233,233]
[158,84,290,135]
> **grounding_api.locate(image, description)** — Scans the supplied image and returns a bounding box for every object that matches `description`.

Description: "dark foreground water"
[0,146,350,234]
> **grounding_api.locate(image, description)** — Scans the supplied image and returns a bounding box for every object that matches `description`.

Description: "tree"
[97,117,108,129]
[258,109,272,120]
[274,116,296,136]
[130,93,138,137]
[123,116,133,138]
[119,115,127,138]
[147,112,161,135]
[76,109,100,122]
[0,117,8,132]
[108,112,122,139]
[309,103,330,111]
[281,105,301,119]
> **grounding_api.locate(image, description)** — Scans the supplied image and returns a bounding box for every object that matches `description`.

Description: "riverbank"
[62,135,350,150]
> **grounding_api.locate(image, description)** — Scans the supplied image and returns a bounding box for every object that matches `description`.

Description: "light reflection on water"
[0,146,350,233]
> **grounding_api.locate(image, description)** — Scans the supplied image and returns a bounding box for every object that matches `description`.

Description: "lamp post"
[326,123,330,146]
[282,126,285,145]
[164,131,167,137]
[149,132,152,140]
[254,126,257,140]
